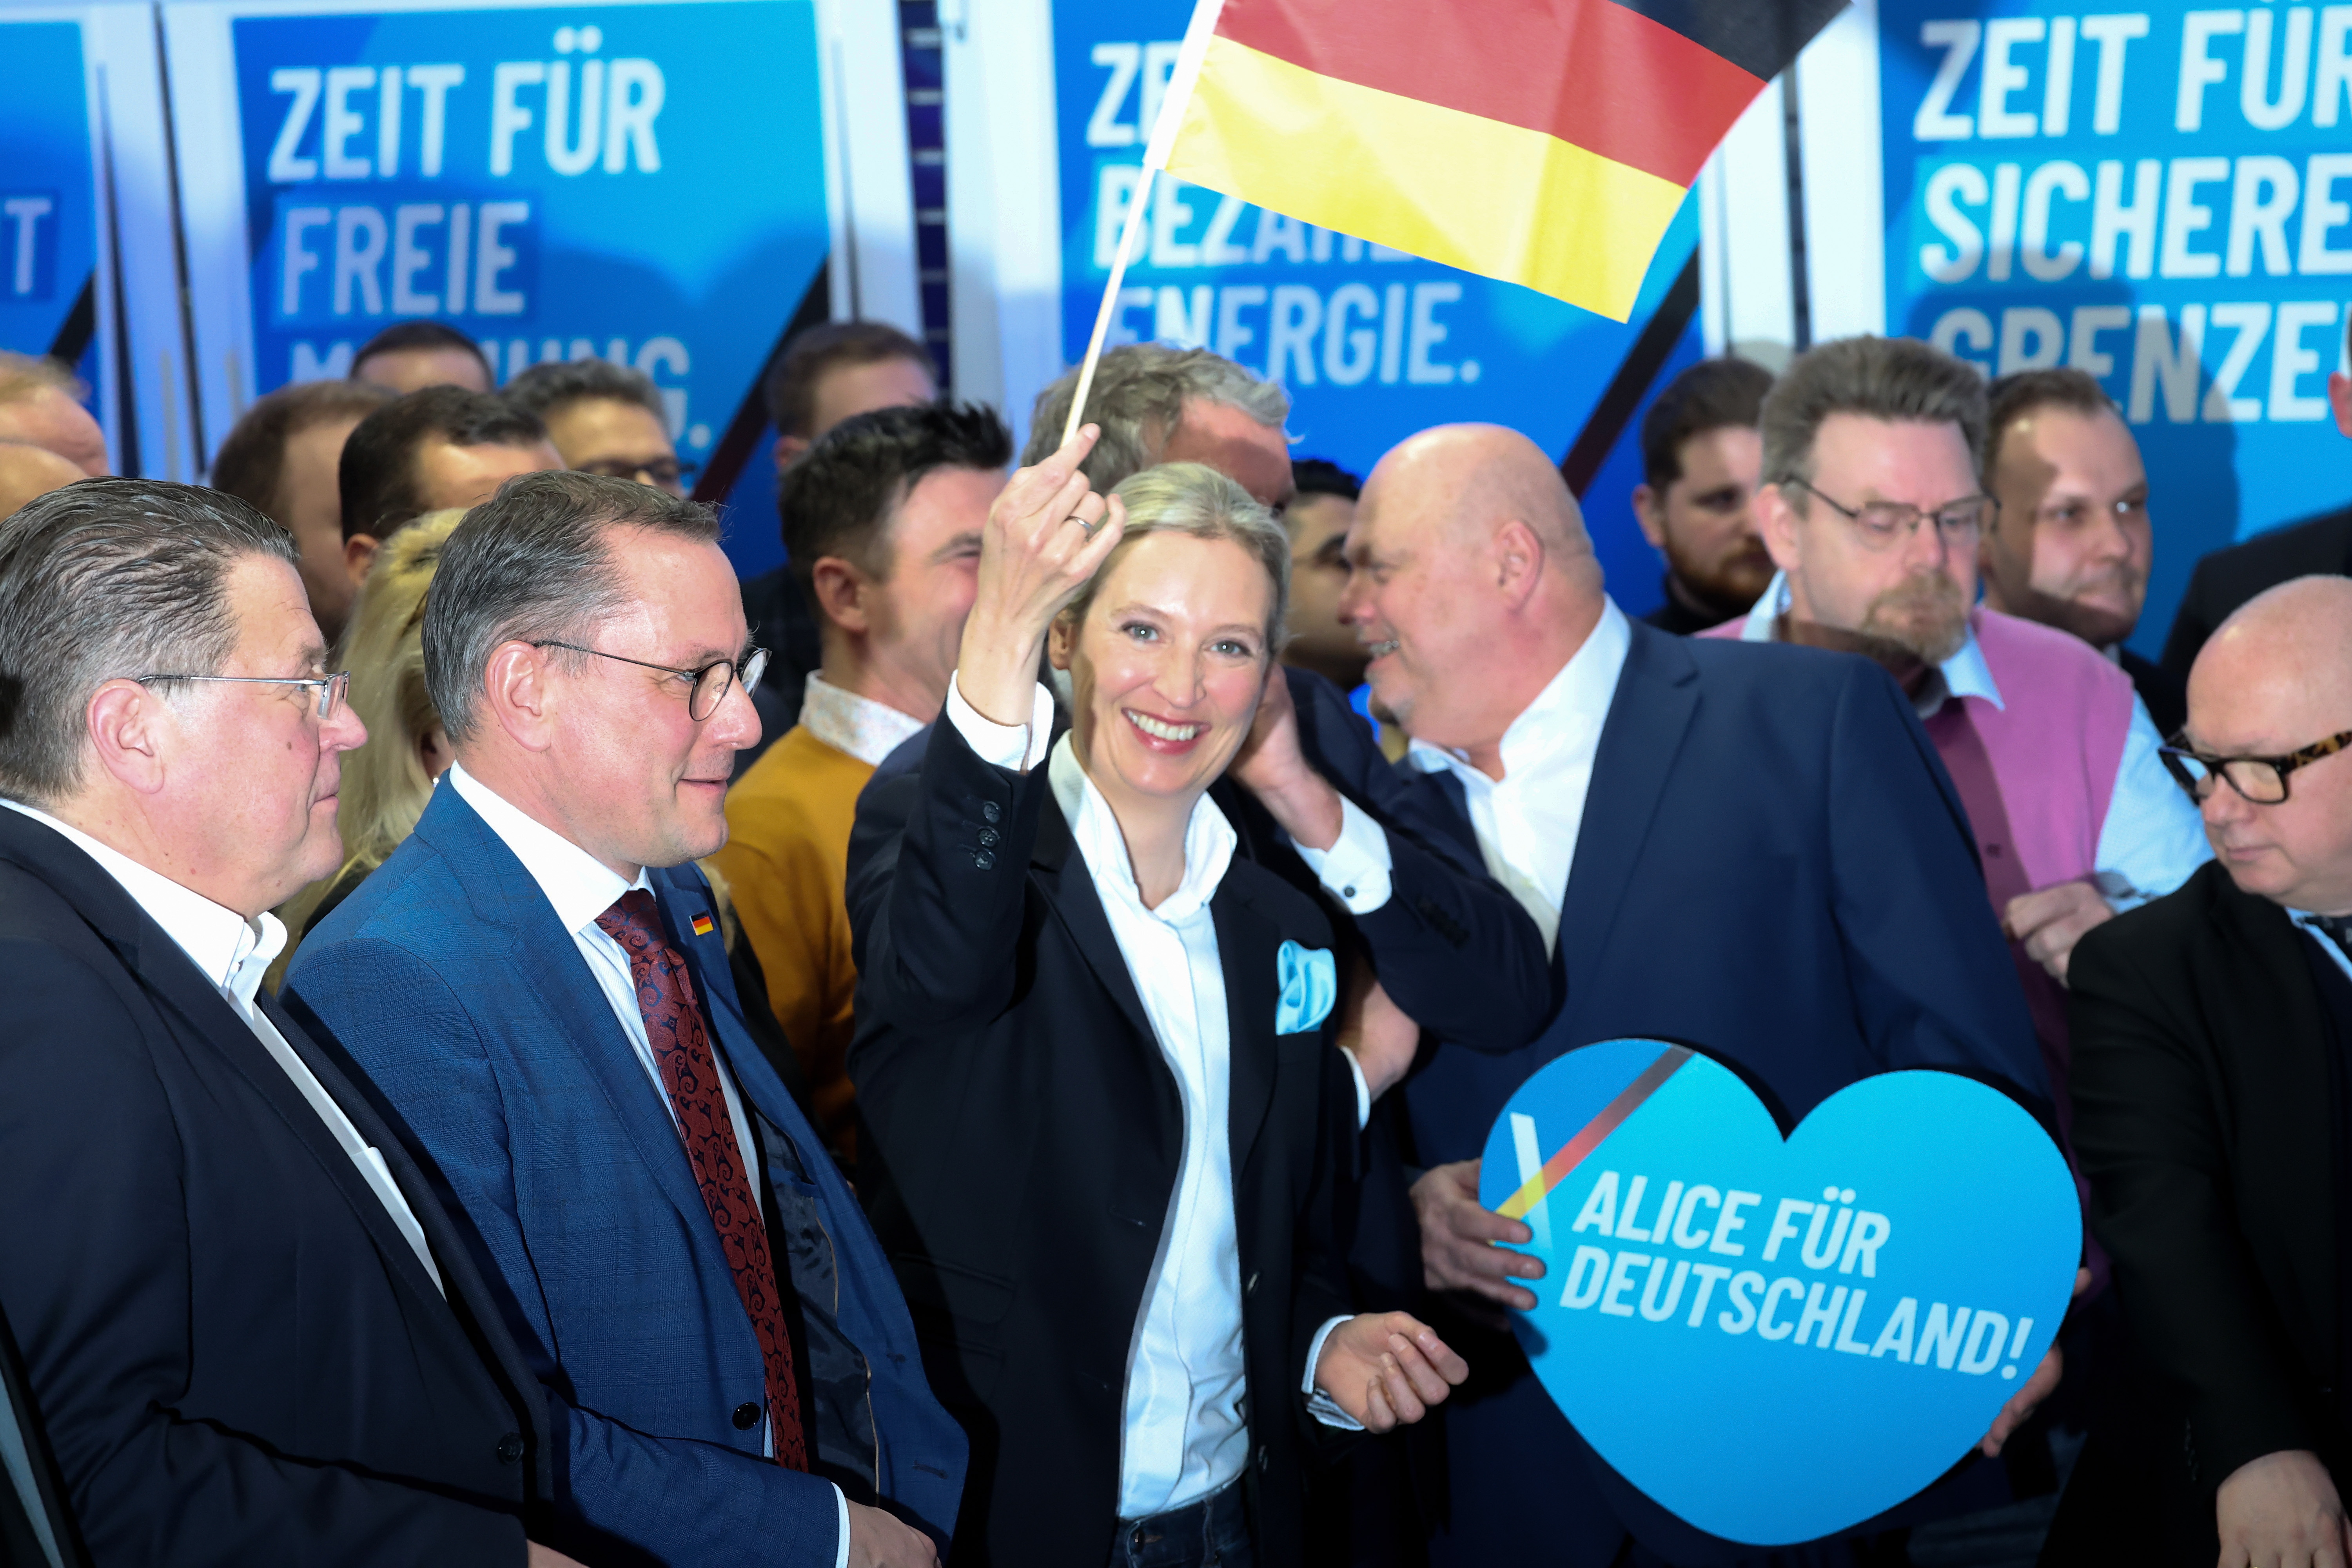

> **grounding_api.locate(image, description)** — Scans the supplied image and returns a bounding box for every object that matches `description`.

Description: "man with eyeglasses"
[2069,575,2352,1568]
[503,358,694,497]
[0,479,585,1565]
[285,470,966,1568]
[1708,336,2207,1058]
[1978,367,2183,738]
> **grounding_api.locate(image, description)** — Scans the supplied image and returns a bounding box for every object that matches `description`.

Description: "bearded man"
[1704,335,2208,1133]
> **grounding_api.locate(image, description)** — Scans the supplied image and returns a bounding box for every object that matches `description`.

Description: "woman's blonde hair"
[278,510,461,941]
[1059,461,1291,651]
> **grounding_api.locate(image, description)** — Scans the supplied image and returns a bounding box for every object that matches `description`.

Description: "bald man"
[0,354,107,477]
[2070,577,2352,1568]
[0,442,84,519]
[1343,424,2056,1565]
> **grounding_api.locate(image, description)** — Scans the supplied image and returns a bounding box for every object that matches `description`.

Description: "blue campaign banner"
[166,0,836,500]
[1878,0,2352,657]
[0,15,106,430]
[1480,1039,2081,1547]
[1049,0,1702,614]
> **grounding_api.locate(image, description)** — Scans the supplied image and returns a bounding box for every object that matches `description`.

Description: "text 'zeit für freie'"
[1549,1172,2040,1381]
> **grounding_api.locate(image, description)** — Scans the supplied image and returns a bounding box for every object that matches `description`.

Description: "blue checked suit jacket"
[285,781,966,1566]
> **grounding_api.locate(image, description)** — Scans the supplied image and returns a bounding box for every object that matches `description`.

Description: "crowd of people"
[0,306,2347,1568]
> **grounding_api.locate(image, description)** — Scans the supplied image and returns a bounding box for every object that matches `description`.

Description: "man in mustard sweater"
[715,402,1009,1164]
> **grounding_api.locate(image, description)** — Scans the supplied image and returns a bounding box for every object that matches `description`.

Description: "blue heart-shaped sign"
[1479,1039,2080,1547]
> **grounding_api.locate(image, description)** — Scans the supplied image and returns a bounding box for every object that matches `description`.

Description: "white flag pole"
[1058,0,1227,447]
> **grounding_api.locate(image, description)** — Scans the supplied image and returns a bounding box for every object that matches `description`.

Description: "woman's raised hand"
[954,423,1128,726]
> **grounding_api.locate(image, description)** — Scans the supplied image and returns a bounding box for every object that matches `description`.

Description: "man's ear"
[83,678,170,795]
[1493,518,1546,609]
[1754,482,1804,574]
[1632,483,1666,551]
[808,557,871,636]
[774,432,810,472]
[481,641,559,752]
[343,533,381,589]
[2329,371,2352,440]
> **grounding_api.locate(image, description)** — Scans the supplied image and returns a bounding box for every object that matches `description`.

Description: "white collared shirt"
[446,763,853,1554]
[797,671,929,769]
[0,798,443,1294]
[947,687,1360,1519]
[1405,599,1634,955]
[1734,572,2210,908]
[2293,910,2352,986]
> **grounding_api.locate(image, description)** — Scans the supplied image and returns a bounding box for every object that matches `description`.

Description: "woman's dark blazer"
[845,715,1359,1566]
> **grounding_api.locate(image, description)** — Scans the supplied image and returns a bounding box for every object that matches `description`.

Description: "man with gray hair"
[285,470,965,1568]
[503,358,688,496]
[1703,336,2208,1111]
[1025,342,1296,510]
[0,479,577,1566]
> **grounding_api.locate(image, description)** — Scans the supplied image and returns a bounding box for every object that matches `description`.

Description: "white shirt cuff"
[1291,796,1394,915]
[833,1483,849,1568]
[1303,1314,1366,1430]
[946,673,1054,772]
[1341,1047,1372,1129]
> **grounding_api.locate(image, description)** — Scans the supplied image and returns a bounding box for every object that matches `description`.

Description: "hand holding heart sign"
[1477,1039,2081,1547]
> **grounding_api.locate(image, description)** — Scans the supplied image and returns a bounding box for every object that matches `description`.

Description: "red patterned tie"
[597,889,808,1470]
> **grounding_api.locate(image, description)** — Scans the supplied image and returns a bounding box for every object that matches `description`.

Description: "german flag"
[1157,0,1847,321]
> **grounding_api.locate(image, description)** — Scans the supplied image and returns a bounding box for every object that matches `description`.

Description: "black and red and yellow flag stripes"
[1158,0,1848,321]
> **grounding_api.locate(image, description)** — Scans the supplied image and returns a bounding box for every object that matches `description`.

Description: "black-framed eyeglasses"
[134,670,350,719]
[576,456,697,492]
[532,641,767,721]
[2160,730,2352,805]
[1787,477,1993,550]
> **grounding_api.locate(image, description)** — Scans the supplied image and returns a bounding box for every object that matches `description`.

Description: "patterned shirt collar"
[798,672,930,768]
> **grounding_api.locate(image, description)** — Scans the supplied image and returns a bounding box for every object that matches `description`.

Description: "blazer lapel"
[418,787,720,1258]
[1556,624,1700,1011]
[1214,884,1282,1183]
[1031,791,1159,1049]
[2217,885,2339,1347]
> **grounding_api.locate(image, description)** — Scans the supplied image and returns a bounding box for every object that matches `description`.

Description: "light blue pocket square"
[1275,941,1336,1034]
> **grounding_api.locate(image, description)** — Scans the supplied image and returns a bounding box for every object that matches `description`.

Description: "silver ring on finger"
[1069,514,1098,537]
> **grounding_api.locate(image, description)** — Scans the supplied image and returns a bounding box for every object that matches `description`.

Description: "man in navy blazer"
[288,471,964,1567]
[0,479,573,1567]
[1338,426,2058,1565]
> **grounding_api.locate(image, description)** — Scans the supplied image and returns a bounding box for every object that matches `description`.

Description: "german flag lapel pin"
[690,912,715,938]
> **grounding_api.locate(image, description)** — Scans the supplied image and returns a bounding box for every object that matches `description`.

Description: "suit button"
[1257,1445,1269,1472]
[973,850,996,870]
[732,1401,762,1431]
[982,801,1002,823]
[1245,1271,1259,1296]
[977,827,1000,848]
[496,1432,525,1464]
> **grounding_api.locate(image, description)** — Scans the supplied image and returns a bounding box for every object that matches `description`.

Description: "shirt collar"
[1407,597,1633,785]
[444,763,648,937]
[1740,570,2006,711]
[797,671,929,768]
[0,797,283,1008]
[1047,733,1236,924]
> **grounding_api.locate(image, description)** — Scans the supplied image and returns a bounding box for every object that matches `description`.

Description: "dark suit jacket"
[286,783,967,1565]
[846,717,1358,1566]
[0,807,550,1567]
[2160,504,2352,681]
[2069,862,2349,1491]
[1219,666,1551,1052]
[1395,622,2052,1567]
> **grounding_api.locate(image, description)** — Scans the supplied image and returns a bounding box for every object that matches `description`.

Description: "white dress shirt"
[798,671,928,768]
[0,799,443,1294]
[1734,573,2211,908]
[1405,598,1633,954]
[445,768,848,1557]
[946,682,1360,1519]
